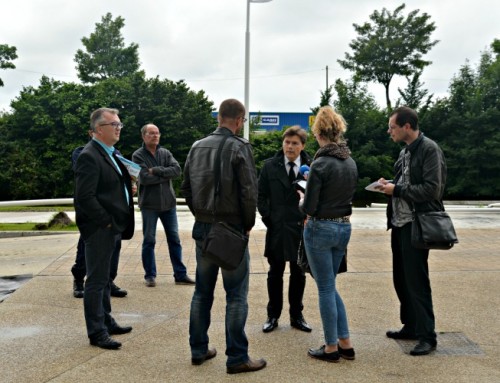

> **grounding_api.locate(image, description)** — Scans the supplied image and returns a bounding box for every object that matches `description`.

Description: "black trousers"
[266,255,306,319]
[71,236,121,282]
[83,229,121,339]
[391,223,437,345]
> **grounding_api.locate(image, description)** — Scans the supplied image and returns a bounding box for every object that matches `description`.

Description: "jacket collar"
[406,132,425,154]
[214,127,234,136]
[273,149,312,165]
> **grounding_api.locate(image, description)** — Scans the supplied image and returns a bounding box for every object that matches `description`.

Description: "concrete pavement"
[0,209,499,382]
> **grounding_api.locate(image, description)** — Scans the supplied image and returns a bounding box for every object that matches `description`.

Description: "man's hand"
[377,178,395,195]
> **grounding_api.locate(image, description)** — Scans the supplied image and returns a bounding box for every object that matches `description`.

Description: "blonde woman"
[299,106,358,362]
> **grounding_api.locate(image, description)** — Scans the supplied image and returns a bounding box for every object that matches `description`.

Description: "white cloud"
[1,0,498,113]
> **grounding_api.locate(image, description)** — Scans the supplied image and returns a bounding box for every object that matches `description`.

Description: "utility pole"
[326,65,329,91]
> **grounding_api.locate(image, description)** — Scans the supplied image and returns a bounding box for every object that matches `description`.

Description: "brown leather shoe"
[191,348,217,365]
[226,358,267,374]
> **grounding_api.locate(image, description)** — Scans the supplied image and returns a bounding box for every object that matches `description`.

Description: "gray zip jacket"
[132,143,181,211]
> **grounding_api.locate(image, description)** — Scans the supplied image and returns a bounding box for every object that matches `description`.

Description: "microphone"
[299,165,310,177]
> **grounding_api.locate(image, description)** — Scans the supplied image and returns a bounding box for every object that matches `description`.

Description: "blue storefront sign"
[212,112,313,131]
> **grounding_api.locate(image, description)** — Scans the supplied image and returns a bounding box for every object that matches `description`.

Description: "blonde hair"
[312,106,347,143]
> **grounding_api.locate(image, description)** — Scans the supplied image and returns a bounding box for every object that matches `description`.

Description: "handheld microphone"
[299,165,310,177]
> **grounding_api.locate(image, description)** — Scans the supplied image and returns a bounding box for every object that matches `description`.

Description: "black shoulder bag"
[411,201,458,250]
[202,134,249,270]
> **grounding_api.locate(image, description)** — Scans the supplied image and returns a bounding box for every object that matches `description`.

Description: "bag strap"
[211,132,231,217]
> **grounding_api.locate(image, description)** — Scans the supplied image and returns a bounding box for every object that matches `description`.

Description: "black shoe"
[89,334,122,350]
[108,325,133,335]
[291,316,312,332]
[262,317,278,333]
[338,345,355,360]
[192,348,217,365]
[110,282,128,297]
[386,328,418,340]
[227,358,267,374]
[175,275,195,285]
[410,341,436,356]
[73,280,84,298]
[308,345,340,363]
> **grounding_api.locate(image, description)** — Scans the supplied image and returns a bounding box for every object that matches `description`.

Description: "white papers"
[294,180,307,192]
[116,155,141,179]
[365,180,392,193]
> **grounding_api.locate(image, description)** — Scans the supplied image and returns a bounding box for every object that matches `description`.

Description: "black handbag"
[201,133,248,270]
[297,236,312,276]
[297,232,347,276]
[202,221,248,270]
[411,210,458,250]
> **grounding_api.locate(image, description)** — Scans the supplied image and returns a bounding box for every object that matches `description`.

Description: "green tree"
[334,79,395,203]
[0,44,18,87]
[74,13,140,84]
[396,71,433,114]
[421,41,500,198]
[310,85,334,115]
[0,73,215,200]
[338,3,438,110]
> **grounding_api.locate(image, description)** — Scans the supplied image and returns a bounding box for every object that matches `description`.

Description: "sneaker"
[73,280,84,298]
[145,277,156,287]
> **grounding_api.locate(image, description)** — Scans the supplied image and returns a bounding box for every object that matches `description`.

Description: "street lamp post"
[244,0,272,141]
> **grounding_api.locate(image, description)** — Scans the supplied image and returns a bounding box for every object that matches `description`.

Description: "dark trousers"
[83,228,120,339]
[391,223,437,345]
[266,255,306,319]
[71,236,121,282]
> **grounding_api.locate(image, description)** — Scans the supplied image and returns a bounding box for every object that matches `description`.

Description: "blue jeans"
[304,219,351,345]
[141,208,187,281]
[189,222,250,367]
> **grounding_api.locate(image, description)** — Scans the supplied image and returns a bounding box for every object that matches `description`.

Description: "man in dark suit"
[258,126,312,333]
[74,107,135,350]
[71,132,129,299]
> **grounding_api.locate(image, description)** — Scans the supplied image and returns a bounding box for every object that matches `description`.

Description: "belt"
[313,216,351,223]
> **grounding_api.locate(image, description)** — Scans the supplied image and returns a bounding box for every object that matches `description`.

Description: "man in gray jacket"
[132,124,194,287]
[181,98,266,374]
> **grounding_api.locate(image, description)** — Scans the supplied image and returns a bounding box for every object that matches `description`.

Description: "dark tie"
[288,162,296,183]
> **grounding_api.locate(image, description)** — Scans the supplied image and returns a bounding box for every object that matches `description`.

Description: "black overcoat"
[258,150,312,262]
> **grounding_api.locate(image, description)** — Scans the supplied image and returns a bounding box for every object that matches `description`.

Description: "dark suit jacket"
[258,150,311,262]
[74,140,134,240]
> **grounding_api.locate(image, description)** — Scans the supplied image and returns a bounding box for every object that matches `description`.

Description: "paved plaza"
[0,208,499,382]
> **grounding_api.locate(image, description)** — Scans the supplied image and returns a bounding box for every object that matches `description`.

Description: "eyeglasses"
[241,117,248,123]
[99,122,124,130]
[146,132,161,136]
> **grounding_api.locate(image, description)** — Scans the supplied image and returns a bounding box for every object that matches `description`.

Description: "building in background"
[212,112,314,132]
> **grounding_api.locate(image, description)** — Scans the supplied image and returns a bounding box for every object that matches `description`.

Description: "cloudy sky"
[1,0,498,113]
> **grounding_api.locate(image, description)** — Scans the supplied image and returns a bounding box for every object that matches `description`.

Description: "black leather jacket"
[386,133,447,229]
[181,127,258,231]
[301,143,358,218]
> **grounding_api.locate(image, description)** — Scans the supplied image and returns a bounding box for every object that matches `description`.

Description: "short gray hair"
[90,108,119,131]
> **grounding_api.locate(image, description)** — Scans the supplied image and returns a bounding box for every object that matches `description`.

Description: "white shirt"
[285,157,301,178]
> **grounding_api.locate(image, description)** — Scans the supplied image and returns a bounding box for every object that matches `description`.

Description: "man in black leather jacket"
[378,106,447,356]
[181,98,266,374]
